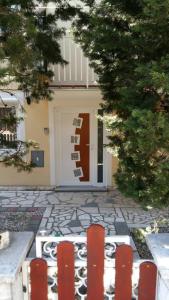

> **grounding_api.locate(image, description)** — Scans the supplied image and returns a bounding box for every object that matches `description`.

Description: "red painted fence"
[30,224,157,300]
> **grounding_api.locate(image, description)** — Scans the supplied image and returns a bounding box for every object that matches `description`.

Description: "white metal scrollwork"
[22,234,141,299]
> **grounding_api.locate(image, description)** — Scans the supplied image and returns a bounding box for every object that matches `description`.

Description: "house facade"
[0,33,118,188]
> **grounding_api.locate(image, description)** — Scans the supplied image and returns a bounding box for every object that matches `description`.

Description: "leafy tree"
[0,0,76,171]
[74,0,169,207]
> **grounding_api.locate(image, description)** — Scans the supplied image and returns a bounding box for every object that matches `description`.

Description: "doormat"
[0,207,45,234]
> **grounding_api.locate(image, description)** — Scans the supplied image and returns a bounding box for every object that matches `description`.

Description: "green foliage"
[108,110,169,206]
[0,1,76,100]
[74,0,169,207]
[0,1,77,171]
[1,139,39,172]
[131,217,169,258]
[133,217,169,242]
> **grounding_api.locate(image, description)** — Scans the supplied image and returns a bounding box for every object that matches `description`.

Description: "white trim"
[16,104,25,142]
[0,91,18,106]
[90,109,97,185]
[49,103,56,185]
[103,125,112,186]
[55,109,62,185]
[0,91,24,107]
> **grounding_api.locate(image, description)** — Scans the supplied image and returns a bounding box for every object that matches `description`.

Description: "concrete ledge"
[146,234,169,299]
[146,233,169,273]
[0,232,34,283]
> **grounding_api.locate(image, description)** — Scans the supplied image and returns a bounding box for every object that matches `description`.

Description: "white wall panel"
[53,35,98,86]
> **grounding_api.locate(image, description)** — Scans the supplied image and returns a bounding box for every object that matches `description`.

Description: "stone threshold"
[54,186,108,192]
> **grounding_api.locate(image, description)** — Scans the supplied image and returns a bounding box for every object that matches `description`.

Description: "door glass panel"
[97,109,103,183]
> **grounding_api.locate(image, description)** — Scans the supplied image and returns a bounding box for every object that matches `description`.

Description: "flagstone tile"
[67,220,81,227]
[0,189,168,236]
[71,227,83,233]
[60,228,71,235]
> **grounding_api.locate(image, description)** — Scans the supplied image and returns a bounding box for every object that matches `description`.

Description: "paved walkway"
[0,189,169,236]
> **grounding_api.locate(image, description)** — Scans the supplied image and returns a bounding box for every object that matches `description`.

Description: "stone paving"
[0,207,45,233]
[0,188,169,236]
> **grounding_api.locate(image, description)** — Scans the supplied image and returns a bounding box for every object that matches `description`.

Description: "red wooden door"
[60,111,90,185]
[75,113,90,181]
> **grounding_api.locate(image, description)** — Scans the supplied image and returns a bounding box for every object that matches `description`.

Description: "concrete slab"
[0,232,34,283]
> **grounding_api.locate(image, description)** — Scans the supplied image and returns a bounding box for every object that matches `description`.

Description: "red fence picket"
[115,244,133,300]
[30,225,157,300]
[87,224,105,300]
[138,261,157,300]
[57,241,75,300]
[30,258,48,300]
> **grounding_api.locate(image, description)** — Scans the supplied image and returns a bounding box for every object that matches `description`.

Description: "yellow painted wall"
[0,101,50,186]
[0,89,119,186]
[52,89,102,108]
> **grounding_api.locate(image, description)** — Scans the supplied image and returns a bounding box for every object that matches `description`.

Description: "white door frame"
[49,96,112,187]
